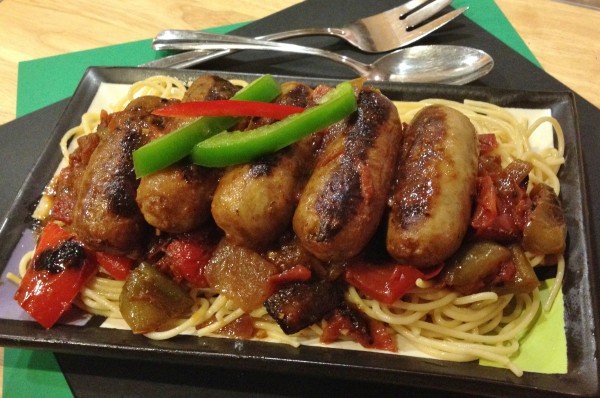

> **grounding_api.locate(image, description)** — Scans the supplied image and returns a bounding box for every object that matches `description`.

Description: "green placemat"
[2,350,71,398]
[15,22,249,119]
[453,0,540,67]
[4,1,555,396]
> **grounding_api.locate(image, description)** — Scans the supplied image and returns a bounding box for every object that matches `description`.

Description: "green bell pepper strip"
[132,74,281,178]
[190,81,357,168]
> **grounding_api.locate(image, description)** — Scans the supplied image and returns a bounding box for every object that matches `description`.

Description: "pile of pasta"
[14,75,566,377]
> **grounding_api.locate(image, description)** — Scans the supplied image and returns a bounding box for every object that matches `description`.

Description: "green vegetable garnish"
[132,74,281,178]
[190,81,357,167]
[119,263,193,334]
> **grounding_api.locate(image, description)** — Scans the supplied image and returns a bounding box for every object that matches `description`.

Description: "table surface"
[1,0,600,126]
[1,0,599,394]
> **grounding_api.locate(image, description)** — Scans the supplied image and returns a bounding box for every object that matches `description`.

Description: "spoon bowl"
[368,45,494,85]
[152,31,494,85]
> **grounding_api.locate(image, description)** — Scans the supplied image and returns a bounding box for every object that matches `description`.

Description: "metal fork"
[143,0,465,69]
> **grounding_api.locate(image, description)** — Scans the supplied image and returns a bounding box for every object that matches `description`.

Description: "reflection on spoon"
[151,31,494,85]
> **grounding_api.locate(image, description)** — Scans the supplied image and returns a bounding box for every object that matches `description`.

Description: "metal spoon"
[151,31,494,85]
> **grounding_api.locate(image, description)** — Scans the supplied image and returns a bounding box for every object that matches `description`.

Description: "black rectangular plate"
[0,67,597,398]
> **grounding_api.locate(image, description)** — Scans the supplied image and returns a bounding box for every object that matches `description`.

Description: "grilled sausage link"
[211,82,315,249]
[71,96,174,256]
[293,87,403,262]
[386,104,478,268]
[136,164,221,233]
[136,75,240,234]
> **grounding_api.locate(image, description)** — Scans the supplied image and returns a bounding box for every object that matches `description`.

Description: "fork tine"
[398,7,467,47]
[403,0,454,28]
[382,0,435,19]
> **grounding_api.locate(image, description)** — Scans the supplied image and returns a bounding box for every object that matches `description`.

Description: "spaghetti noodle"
[13,75,566,377]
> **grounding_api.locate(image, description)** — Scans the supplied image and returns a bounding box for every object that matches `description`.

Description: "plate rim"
[0,66,597,398]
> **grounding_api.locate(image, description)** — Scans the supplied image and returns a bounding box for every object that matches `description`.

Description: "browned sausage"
[71,96,174,256]
[135,164,221,233]
[293,87,403,262]
[182,75,241,102]
[136,75,240,234]
[210,82,315,249]
[386,104,478,268]
[50,132,100,224]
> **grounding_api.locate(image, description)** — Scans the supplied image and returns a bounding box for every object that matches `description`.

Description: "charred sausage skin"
[293,87,403,262]
[386,104,478,268]
[211,82,316,249]
[71,96,174,257]
[136,76,240,234]
[136,164,221,233]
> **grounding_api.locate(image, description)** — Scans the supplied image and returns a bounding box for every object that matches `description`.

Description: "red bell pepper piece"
[478,133,499,155]
[268,264,312,289]
[345,263,435,305]
[96,252,134,281]
[155,234,216,288]
[14,223,97,329]
[152,100,305,119]
[321,311,397,352]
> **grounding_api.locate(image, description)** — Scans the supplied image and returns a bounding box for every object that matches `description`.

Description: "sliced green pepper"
[119,263,193,334]
[190,81,357,168]
[442,241,512,289]
[132,74,281,178]
[491,244,540,296]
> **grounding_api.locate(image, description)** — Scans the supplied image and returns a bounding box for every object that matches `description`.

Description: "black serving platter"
[0,67,597,398]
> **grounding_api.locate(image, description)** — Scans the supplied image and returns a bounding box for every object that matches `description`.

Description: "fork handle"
[143,28,344,69]
[258,27,344,41]
[151,38,371,77]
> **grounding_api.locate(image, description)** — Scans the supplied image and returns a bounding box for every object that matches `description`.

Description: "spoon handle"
[151,30,371,76]
[145,29,340,69]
